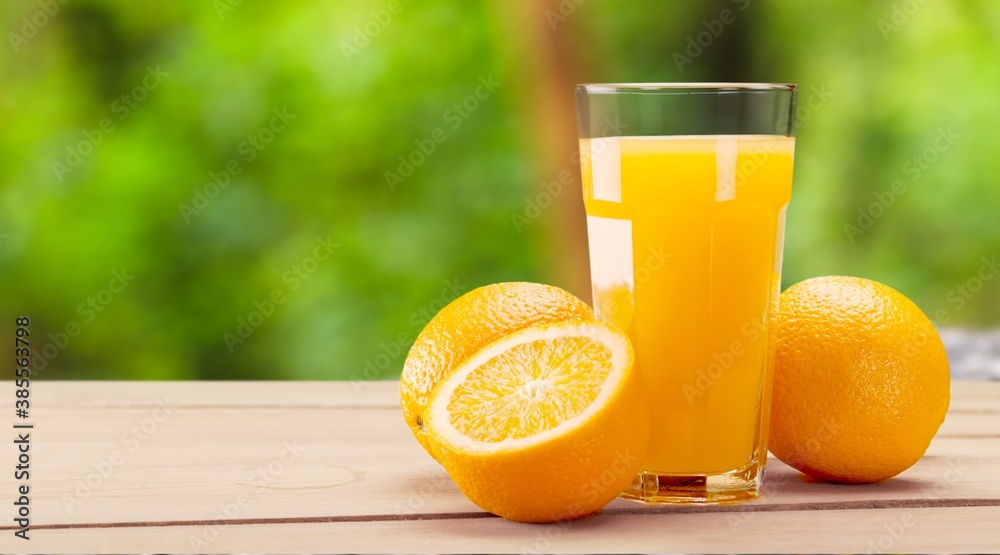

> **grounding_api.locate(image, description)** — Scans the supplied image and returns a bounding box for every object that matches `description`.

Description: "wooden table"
[1,381,997,553]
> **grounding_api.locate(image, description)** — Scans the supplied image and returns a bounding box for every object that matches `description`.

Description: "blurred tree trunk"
[494,0,593,303]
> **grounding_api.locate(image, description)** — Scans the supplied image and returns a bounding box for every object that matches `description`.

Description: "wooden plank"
[23,380,996,410]
[927,436,1000,457]
[22,380,401,408]
[938,412,1000,437]
[948,380,1000,411]
[8,506,999,553]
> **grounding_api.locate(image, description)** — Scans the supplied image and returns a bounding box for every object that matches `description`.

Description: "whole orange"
[769,276,950,483]
[400,282,593,457]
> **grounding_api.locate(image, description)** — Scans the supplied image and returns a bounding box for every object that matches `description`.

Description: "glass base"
[619,459,764,504]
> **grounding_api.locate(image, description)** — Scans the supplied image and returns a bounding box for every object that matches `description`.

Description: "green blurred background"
[2,0,998,379]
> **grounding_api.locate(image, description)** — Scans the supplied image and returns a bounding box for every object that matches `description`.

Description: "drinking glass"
[575,83,797,503]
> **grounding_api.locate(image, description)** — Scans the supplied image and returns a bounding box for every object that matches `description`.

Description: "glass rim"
[577,82,796,94]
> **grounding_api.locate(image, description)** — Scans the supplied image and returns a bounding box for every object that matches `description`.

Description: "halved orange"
[400,282,594,457]
[423,320,649,523]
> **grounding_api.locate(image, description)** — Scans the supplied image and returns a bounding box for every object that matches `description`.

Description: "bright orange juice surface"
[580,135,794,475]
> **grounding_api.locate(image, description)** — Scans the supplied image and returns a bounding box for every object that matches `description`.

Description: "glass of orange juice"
[575,83,797,503]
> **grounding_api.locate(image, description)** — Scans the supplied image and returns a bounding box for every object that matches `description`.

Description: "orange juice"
[580,135,794,475]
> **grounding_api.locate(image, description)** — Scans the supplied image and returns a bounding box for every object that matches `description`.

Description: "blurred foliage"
[1,0,998,379]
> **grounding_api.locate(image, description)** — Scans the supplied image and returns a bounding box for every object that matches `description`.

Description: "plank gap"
[6,497,999,532]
